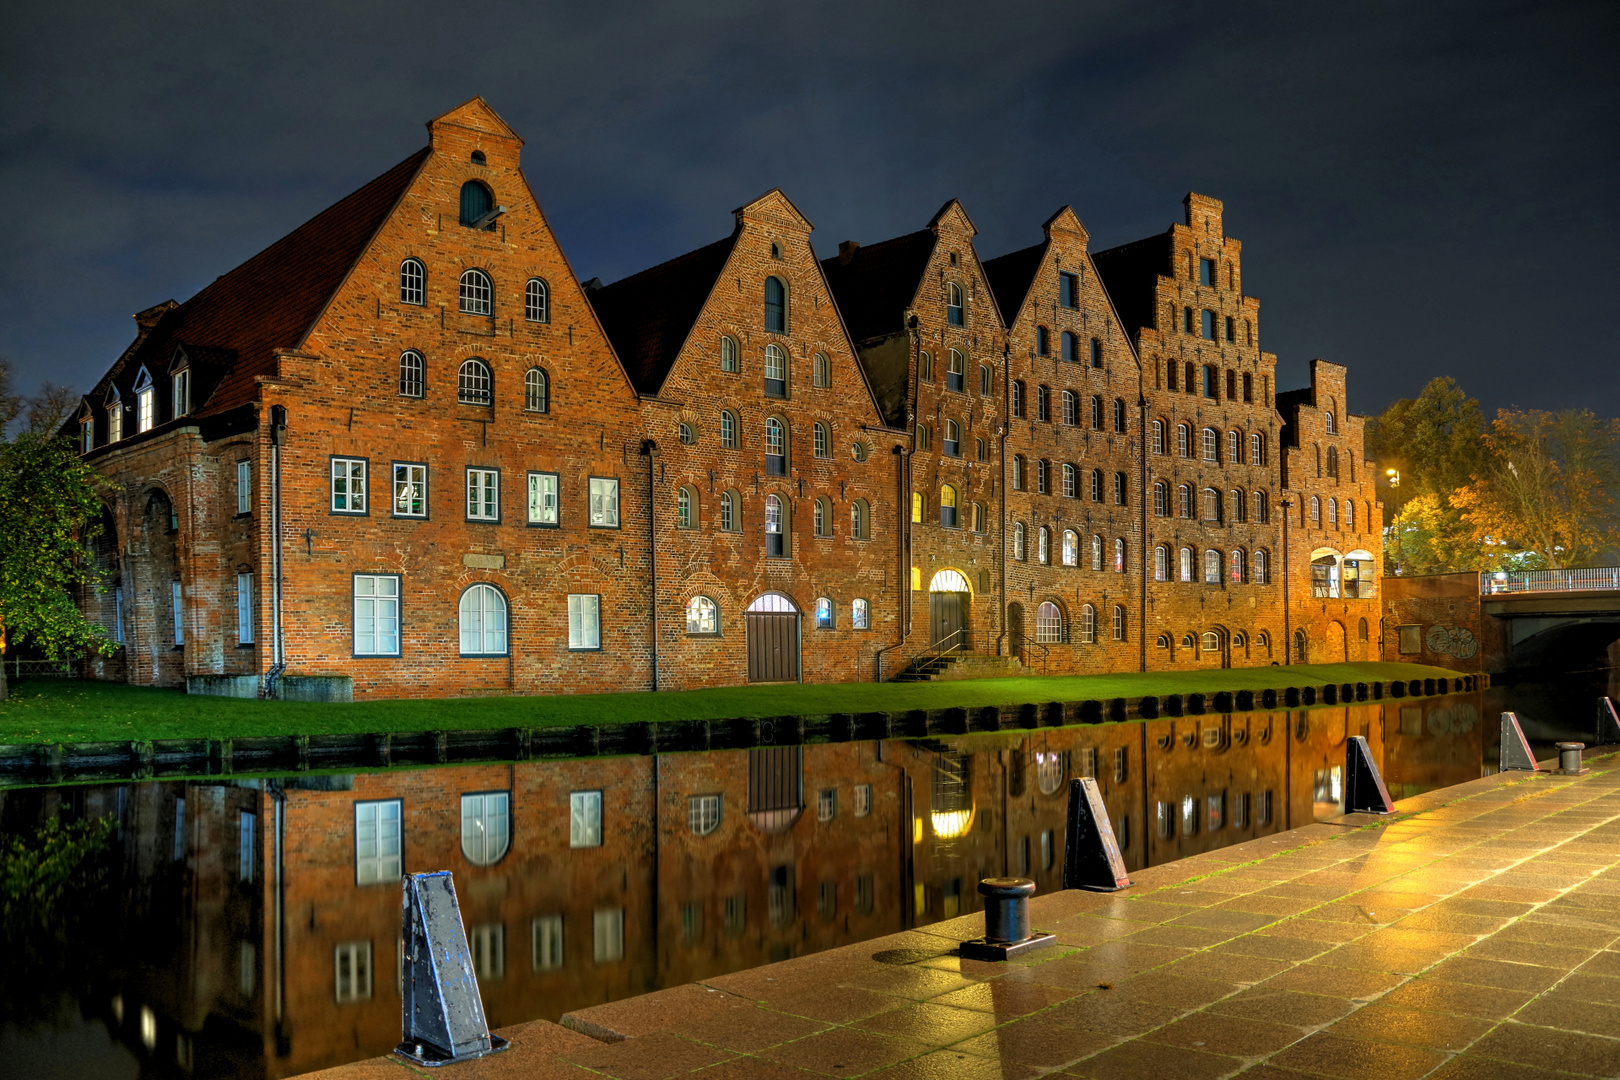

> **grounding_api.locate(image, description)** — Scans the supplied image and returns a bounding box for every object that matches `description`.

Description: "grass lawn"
[0,660,1469,746]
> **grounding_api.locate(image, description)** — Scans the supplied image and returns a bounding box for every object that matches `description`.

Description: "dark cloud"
[2,0,1616,416]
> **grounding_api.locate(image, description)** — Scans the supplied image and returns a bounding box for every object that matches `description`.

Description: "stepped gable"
[1090,231,1173,343]
[92,147,432,420]
[818,228,935,344]
[981,241,1046,326]
[587,234,738,396]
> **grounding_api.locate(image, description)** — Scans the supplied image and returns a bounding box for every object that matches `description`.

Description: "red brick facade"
[72,100,1384,700]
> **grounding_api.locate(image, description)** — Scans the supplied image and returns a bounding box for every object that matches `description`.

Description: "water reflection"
[0,683,1595,1079]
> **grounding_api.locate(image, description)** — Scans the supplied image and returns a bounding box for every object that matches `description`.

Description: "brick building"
[69,100,1384,700]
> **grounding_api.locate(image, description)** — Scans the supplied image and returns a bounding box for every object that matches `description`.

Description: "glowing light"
[930,809,974,839]
[140,1006,157,1049]
[912,816,923,844]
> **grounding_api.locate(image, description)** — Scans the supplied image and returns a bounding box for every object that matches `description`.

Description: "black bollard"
[960,877,1056,961]
[1500,712,1539,772]
[1062,777,1132,892]
[1344,736,1394,814]
[1555,742,1590,776]
[395,871,509,1066]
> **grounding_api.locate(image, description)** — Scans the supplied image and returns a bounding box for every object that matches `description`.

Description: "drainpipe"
[1138,393,1149,672]
[268,779,287,1053]
[875,444,907,683]
[265,406,287,698]
[996,342,1009,658]
[1281,498,1293,664]
[642,440,658,691]
[904,317,921,642]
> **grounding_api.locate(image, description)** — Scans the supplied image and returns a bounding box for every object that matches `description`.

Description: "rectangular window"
[1183,307,1194,334]
[854,784,872,817]
[469,924,504,980]
[1201,309,1216,340]
[570,790,603,847]
[466,467,499,521]
[173,370,190,416]
[137,388,154,433]
[238,811,255,882]
[1059,271,1079,308]
[588,477,619,527]
[856,874,874,913]
[108,405,122,443]
[236,573,254,644]
[334,942,373,1003]
[392,463,427,517]
[817,789,836,822]
[593,908,624,963]
[527,472,559,526]
[354,800,402,884]
[533,915,564,971]
[568,593,601,650]
[171,580,184,645]
[331,458,367,514]
[235,460,251,514]
[1199,258,1215,286]
[353,575,401,656]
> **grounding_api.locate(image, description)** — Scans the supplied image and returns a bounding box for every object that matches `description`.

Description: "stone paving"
[302,749,1620,1079]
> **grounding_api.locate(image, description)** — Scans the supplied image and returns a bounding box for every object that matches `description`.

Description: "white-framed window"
[570,791,603,847]
[813,421,830,458]
[593,908,624,964]
[720,409,738,447]
[134,369,154,433]
[1078,604,1096,643]
[527,472,558,525]
[851,499,870,540]
[1154,545,1168,582]
[764,417,786,474]
[171,580,184,645]
[466,468,499,521]
[469,924,505,981]
[720,335,739,373]
[1061,529,1078,566]
[944,419,961,456]
[816,596,834,628]
[399,350,424,397]
[1180,547,1194,582]
[392,463,427,517]
[1112,605,1126,641]
[678,486,695,529]
[852,598,870,629]
[399,258,425,305]
[1037,526,1050,564]
[720,490,738,531]
[1251,432,1265,465]
[458,584,507,656]
[354,800,402,883]
[334,942,373,1003]
[461,792,510,865]
[1115,538,1126,573]
[458,359,492,405]
[525,278,549,322]
[588,477,619,527]
[689,794,721,835]
[1012,522,1026,560]
[1035,601,1063,644]
[765,494,786,557]
[532,916,564,971]
[238,811,255,882]
[235,459,252,514]
[813,352,831,387]
[946,348,965,392]
[568,593,601,650]
[1254,549,1268,584]
[80,416,94,453]
[107,396,122,443]
[172,369,190,417]
[763,343,787,397]
[1205,549,1223,583]
[353,575,401,656]
[817,789,837,822]
[686,595,718,634]
[459,269,493,315]
[946,280,964,325]
[524,368,548,412]
[854,784,872,817]
[236,573,254,644]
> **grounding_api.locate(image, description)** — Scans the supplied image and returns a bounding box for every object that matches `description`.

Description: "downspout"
[904,318,921,642]
[995,342,1010,658]
[265,406,287,698]
[269,779,287,1052]
[642,440,658,691]
[1281,498,1293,664]
[1138,393,1149,672]
[875,443,907,683]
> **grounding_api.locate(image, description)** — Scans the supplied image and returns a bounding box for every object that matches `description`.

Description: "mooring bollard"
[1500,712,1540,771]
[1555,742,1589,776]
[960,877,1055,961]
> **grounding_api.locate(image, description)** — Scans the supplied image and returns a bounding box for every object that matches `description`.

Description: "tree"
[0,357,114,701]
[1453,409,1620,569]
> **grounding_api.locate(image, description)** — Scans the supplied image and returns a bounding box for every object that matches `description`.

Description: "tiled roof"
[818,230,935,344]
[981,242,1047,326]
[91,147,432,420]
[587,234,738,396]
[1091,232,1172,343]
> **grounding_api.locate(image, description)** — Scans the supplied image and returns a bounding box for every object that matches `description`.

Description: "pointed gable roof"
[587,232,739,396]
[1091,228,1174,345]
[427,96,524,145]
[91,146,431,422]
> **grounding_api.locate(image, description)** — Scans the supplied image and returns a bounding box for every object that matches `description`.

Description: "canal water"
[0,673,1612,1080]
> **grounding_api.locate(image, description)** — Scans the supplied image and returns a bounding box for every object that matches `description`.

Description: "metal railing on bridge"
[1481,567,1620,595]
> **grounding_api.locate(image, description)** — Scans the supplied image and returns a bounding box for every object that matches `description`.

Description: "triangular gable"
[733,188,813,232]
[927,198,979,239]
[427,96,524,146]
[167,346,189,375]
[1043,205,1089,244]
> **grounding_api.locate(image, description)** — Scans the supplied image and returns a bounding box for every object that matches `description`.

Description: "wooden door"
[929,592,968,648]
[746,613,799,682]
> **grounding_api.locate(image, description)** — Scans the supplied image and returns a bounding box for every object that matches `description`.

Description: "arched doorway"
[745,593,799,682]
[1293,628,1308,664]
[1328,621,1348,662]
[1007,602,1025,663]
[928,568,972,650]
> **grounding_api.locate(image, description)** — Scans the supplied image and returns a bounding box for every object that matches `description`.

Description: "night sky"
[3,0,1616,418]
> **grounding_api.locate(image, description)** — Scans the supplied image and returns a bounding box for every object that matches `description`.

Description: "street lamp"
[1384,468,1399,488]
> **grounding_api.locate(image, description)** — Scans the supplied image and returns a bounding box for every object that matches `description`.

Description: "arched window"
[1151,420,1165,454]
[1201,427,1218,462]
[1253,549,1268,584]
[1011,455,1024,490]
[943,419,960,457]
[1078,604,1096,643]
[1325,411,1336,434]
[1328,498,1338,526]
[1327,445,1339,479]
[1114,538,1126,573]
[458,359,492,405]
[854,440,869,462]
[1204,549,1222,583]
[678,422,695,445]
[813,422,831,458]
[1112,605,1126,641]
[1230,549,1246,583]
[1178,484,1193,518]
[1114,399,1127,433]
[1253,491,1268,523]
[814,496,831,537]
[686,596,718,634]
[1037,385,1050,421]
[853,598,870,629]
[1251,432,1264,465]
[763,344,787,397]
[1012,522,1026,560]
[764,494,786,557]
[720,410,738,448]
[1061,331,1078,362]
[1037,527,1050,564]
[1035,602,1063,644]
[1037,459,1050,494]
[1091,534,1104,571]
[972,502,986,532]
[815,598,835,629]
[461,792,509,867]
[912,491,925,523]
[916,423,932,452]
[1091,338,1103,368]
[939,484,958,528]
[946,281,964,326]
[677,486,697,529]
[1062,529,1079,566]
[1154,545,1168,582]
[851,499,870,540]
[1062,390,1077,426]
[1203,487,1221,522]
[1179,547,1194,582]
[1114,472,1127,506]
[813,352,831,388]
[720,336,739,373]
[1011,380,1025,417]
[919,351,934,381]
[1181,633,1196,649]
[400,258,425,305]
[524,368,548,412]
[525,278,549,323]
[946,349,965,392]
[459,269,493,315]
[1228,430,1242,463]
[1090,395,1103,430]
[1230,489,1245,522]
[1087,468,1101,501]
[1177,423,1192,457]
[764,417,786,475]
[1233,631,1247,650]
[1345,500,1355,531]
[979,364,991,396]
[1310,496,1322,525]
[1035,326,1050,355]
[458,584,507,656]
[398,350,424,397]
[764,276,787,333]
[720,490,739,532]
[1358,617,1369,642]
[1060,463,1076,498]
[1153,481,1168,517]
[459,181,493,227]
[1203,632,1221,653]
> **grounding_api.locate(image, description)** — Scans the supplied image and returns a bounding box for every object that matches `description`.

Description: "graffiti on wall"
[1426,624,1479,660]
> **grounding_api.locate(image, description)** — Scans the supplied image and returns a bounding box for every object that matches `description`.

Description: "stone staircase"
[890,652,1022,682]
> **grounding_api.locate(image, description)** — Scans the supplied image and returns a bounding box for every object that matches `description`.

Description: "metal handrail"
[900,628,973,677]
[1481,567,1620,595]
[1007,631,1049,675]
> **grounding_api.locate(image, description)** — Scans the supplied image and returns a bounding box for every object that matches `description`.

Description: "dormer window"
[106,390,122,443]
[80,413,93,454]
[134,368,155,433]
[172,367,190,418]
